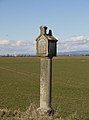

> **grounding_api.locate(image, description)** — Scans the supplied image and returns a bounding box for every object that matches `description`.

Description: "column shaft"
[40,57,52,111]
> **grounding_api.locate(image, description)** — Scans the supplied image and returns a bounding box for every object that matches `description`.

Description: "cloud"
[58,35,89,52]
[0,39,36,55]
[0,40,10,45]
[0,35,89,55]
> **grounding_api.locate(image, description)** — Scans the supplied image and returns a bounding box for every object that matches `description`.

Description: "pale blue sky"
[0,0,89,41]
[0,0,89,55]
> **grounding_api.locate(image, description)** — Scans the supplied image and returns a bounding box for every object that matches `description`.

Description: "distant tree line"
[0,54,89,57]
[0,54,36,57]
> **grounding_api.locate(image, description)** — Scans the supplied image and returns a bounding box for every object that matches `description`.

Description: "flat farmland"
[0,56,89,119]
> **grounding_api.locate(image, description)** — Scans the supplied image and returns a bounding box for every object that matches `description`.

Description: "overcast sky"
[0,0,89,55]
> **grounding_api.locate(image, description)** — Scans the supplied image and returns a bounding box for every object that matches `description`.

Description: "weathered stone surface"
[38,57,53,114]
[36,25,58,57]
[36,25,58,115]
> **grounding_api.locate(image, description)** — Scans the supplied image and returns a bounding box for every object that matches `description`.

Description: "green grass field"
[0,56,89,119]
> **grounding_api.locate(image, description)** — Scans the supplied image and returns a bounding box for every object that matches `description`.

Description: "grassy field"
[0,56,89,119]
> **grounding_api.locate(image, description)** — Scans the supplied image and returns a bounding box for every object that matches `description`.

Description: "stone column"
[38,57,53,115]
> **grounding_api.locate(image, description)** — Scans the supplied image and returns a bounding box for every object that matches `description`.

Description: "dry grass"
[0,104,80,120]
[0,104,61,120]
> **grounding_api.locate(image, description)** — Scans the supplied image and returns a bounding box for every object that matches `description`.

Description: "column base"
[37,107,54,115]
